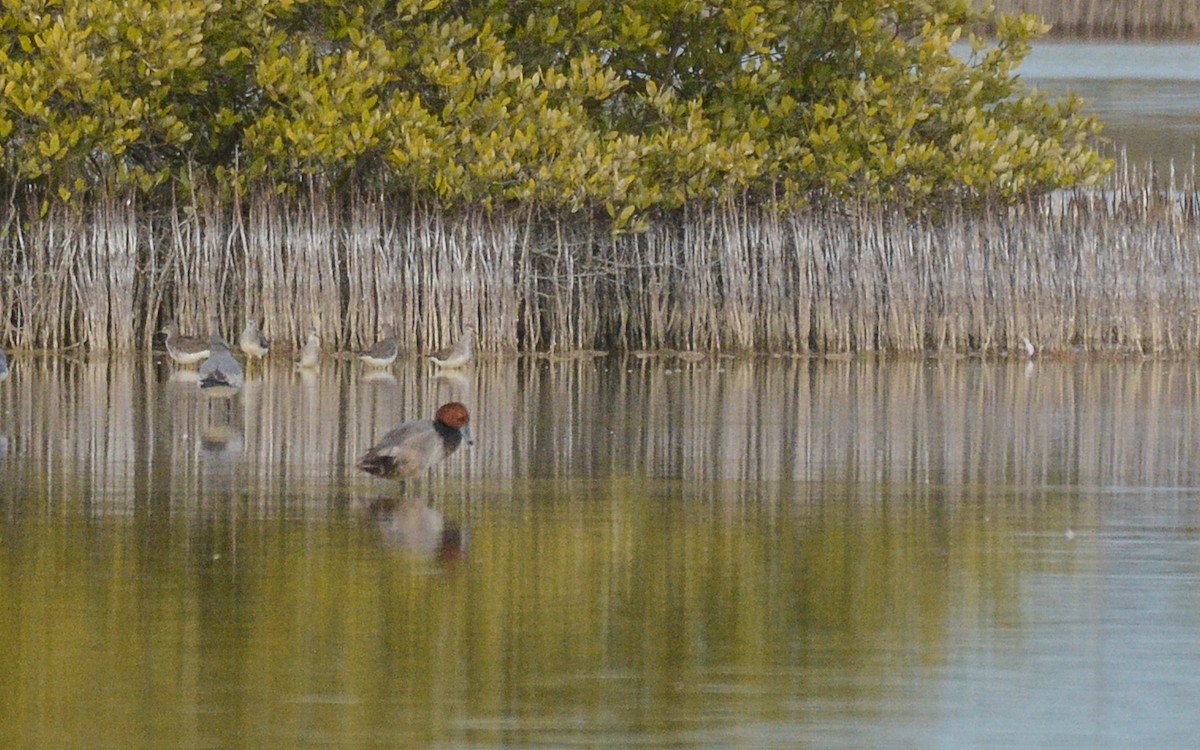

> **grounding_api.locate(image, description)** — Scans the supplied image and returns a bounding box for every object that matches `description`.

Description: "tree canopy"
[0,0,1110,224]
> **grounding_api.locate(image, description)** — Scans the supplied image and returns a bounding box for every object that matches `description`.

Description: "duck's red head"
[434,402,470,430]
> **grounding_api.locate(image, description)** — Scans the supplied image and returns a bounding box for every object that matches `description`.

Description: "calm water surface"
[1016,42,1200,166]
[1,354,1200,748]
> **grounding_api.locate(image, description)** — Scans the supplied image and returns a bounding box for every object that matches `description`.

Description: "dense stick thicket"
[1,165,1198,355]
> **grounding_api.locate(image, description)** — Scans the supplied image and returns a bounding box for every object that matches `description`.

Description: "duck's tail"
[356,451,398,478]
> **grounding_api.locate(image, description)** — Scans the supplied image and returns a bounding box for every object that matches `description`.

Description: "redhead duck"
[357,402,473,480]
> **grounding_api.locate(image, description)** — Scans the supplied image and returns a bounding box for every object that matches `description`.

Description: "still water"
[1019,42,1200,167]
[2,354,1200,748]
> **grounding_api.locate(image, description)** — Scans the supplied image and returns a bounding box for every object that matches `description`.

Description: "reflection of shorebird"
[429,327,474,369]
[199,319,244,397]
[432,368,471,392]
[161,321,210,365]
[358,326,398,368]
[239,318,270,360]
[357,402,473,480]
[369,497,466,564]
[361,369,397,385]
[296,328,321,369]
[168,369,200,385]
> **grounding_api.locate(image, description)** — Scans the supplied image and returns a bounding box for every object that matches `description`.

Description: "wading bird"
[161,320,210,365]
[357,402,474,481]
[239,318,270,361]
[429,326,475,369]
[358,325,398,369]
[296,328,321,369]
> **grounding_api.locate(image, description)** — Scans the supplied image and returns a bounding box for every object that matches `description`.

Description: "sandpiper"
[429,326,475,369]
[239,318,270,360]
[296,328,321,369]
[161,321,211,366]
[358,325,398,368]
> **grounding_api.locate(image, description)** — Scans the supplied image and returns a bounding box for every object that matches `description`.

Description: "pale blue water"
[1021,42,1200,81]
[974,41,1200,166]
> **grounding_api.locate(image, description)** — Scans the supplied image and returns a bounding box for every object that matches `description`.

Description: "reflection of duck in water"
[356,402,473,480]
[368,497,466,564]
[200,422,243,458]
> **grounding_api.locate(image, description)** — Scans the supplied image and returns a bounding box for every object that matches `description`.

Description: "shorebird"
[198,319,244,395]
[161,320,210,365]
[239,318,270,360]
[357,402,473,481]
[358,325,398,368]
[429,326,475,369]
[296,328,321,369]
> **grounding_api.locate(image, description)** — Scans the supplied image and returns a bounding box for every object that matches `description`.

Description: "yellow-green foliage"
[1,0,1109,222]
[0,0,238,196]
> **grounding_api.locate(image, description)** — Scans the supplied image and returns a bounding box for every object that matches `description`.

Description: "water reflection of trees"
[3,355,1200,506]
[0,467,1047,746]
[502,355,1200,489]
[6,354,1200,744]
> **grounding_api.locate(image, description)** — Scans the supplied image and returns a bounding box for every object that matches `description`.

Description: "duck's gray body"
[356,403,473,481]
[199,322,244,393]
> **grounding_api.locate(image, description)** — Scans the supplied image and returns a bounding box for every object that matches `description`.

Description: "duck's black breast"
[433,420,464,453]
